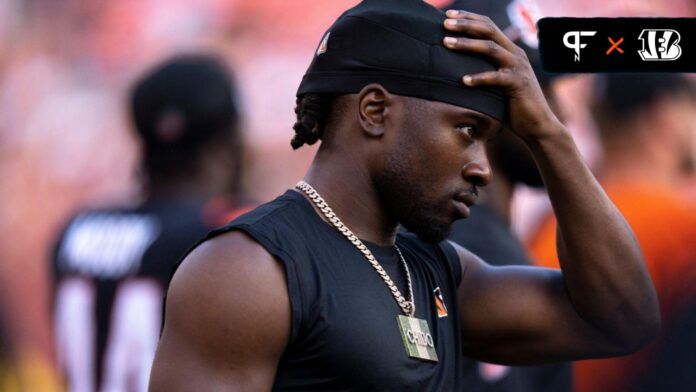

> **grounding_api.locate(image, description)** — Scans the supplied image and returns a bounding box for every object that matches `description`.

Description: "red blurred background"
[0,0,695,389]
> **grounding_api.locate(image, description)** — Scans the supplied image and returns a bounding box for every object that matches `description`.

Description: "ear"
[358,84,392,137]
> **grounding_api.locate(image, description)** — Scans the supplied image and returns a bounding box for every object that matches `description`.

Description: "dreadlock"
[291,94,334,149]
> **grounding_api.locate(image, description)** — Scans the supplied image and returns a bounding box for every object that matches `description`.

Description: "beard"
[374,152,453,244]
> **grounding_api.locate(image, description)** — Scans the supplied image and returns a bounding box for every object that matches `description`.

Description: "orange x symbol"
[606,37,624,55]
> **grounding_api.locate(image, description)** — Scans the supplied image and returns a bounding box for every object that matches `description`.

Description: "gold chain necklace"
[295,180,438,361]
[296,180,415,316]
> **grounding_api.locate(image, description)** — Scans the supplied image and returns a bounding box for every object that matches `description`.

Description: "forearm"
[440,9,659,353]
[526,126,659,349]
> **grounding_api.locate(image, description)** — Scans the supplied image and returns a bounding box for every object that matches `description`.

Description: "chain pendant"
[296,180,415,316]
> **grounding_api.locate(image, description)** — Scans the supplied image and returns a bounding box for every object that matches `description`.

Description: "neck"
[483,168,514,225]
[301,149,398,246]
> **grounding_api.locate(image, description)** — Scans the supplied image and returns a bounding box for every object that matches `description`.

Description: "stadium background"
[0,0,694,390]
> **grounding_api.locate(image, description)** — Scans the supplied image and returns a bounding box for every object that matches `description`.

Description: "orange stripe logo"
[433,287,448,318]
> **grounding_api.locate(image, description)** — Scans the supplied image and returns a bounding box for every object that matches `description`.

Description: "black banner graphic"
[538,18,696,72]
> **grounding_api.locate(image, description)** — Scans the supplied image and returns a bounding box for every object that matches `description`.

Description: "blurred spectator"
[52,54,252,392]
[529,73,696,391]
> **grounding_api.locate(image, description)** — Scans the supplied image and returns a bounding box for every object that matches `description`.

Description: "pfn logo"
[563,31,597,61]
[638,29,682,61]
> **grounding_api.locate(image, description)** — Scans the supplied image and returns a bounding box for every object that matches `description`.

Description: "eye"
[455,124,477,138]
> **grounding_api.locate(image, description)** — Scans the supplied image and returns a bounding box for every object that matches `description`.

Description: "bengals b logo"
[638,29,682,61]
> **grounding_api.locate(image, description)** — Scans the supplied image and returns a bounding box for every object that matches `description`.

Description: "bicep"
[454,242,620,364]
[149,232,290,391]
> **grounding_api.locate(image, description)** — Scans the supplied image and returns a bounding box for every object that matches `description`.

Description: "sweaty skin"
[149,10,659,391]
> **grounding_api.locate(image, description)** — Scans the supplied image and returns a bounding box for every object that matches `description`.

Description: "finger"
[443,36,516,67]
[443,17,517,53]
[462,70,516,90]
[445,9,487,21]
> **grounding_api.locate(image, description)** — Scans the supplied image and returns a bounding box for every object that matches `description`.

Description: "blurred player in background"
[52,54,251,392]
[442,1,572,390]
[529,73,696,392]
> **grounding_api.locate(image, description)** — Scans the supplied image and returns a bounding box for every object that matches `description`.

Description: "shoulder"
[207,190,317,266]
[164,230,291,351]
[163,191,316,343]
[152,232,291,391]
[169,230,289,316]
[229,190,304,228]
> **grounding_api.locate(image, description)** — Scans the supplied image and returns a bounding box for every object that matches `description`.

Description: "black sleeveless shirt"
[195,190,466,391]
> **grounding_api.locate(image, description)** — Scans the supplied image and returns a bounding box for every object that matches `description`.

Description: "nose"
[462,147,492,187]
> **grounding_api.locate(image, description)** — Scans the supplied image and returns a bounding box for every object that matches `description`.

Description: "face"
[373,96,501,243]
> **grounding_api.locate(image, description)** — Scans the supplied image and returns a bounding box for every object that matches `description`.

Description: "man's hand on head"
[442,10,563,142]
[442,10,659,363]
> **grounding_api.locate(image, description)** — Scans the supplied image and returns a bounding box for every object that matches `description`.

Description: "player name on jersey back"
[57,213,160,279]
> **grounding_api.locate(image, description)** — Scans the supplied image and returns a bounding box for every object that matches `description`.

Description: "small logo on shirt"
[317,32,330,55]
[433,287,448,318]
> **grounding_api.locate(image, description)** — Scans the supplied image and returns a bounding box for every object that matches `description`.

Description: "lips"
[454,190,477,206]
[452,192,477,219]
[452,199,470,218]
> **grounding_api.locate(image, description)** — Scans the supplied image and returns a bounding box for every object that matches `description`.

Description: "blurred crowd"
[1,0,696,391]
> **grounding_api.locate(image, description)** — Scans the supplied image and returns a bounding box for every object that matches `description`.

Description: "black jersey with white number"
[52,199,250,392]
